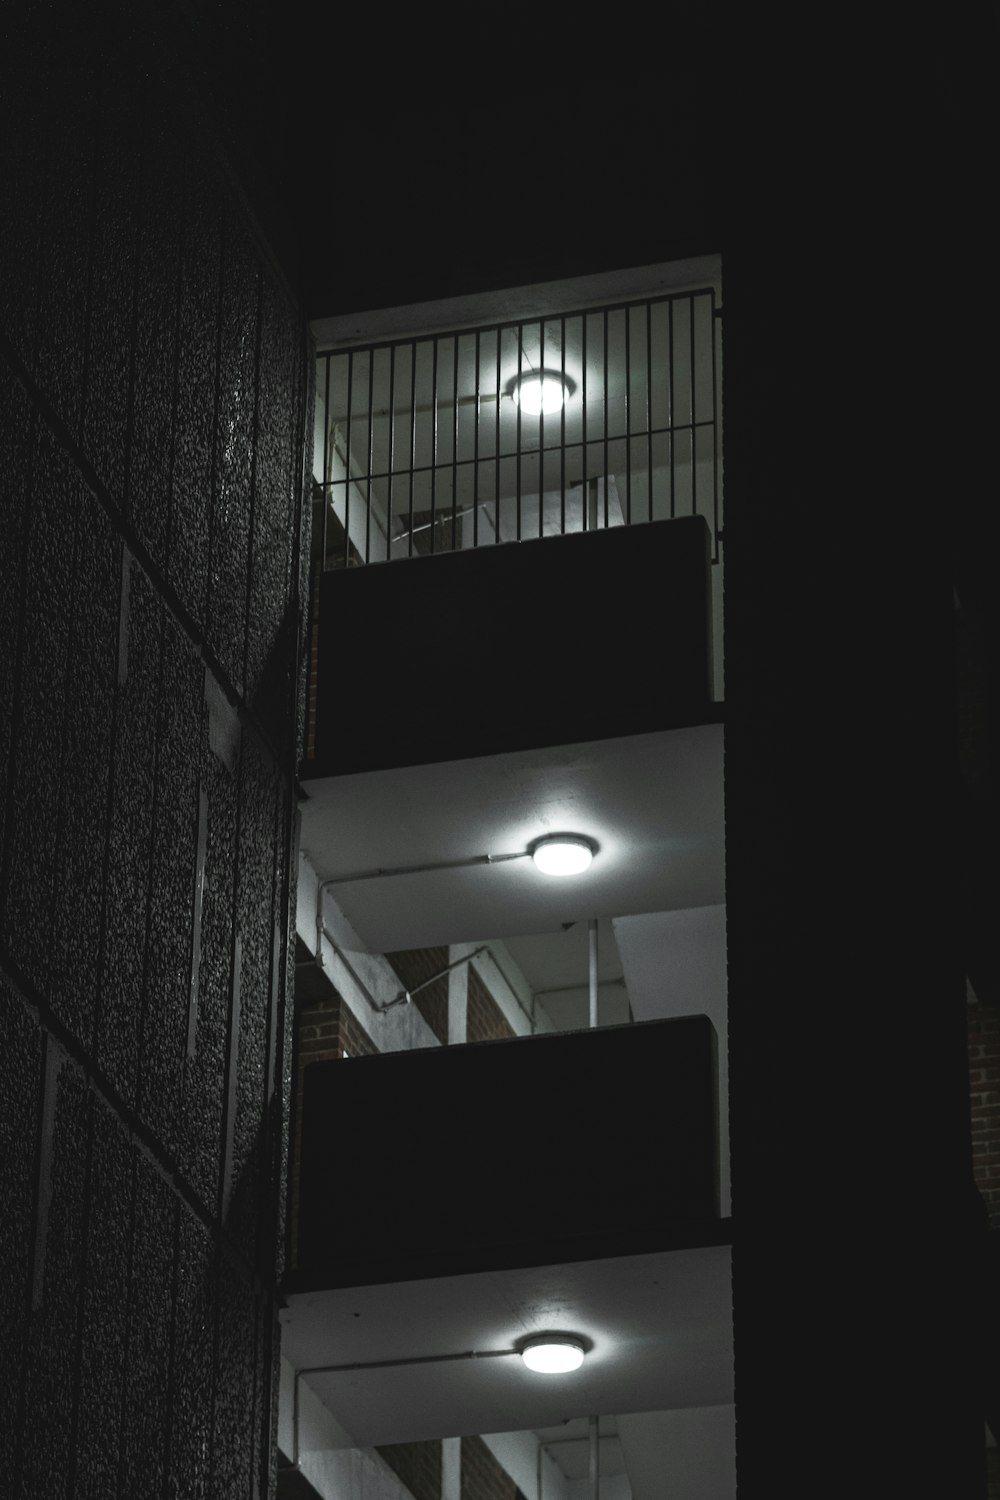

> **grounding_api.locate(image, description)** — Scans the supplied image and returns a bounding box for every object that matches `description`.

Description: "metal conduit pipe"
[316,921,494,1020]
[390,946,488,1009]
[316,849,529,890]
[296,1347,515,1377]
[315,878,338,971]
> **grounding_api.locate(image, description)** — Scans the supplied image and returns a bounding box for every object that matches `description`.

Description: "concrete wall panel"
[170,145,222,633]
[19,1054,90,1500]
[139,614,203,1155]
[0,986,42,1498]
[75,1101,134,1494]
[97,564,162,1104]
[52,492,119,1049]
[212,1257,258,1498]
[227,733,279,1260]
[208,206,259,693]
[185,738,238,1209]
[119,1156,177,1494]
[247,276,299,734]
[128,112,183,566]
[170,1205,218,1500]
[4,431,80,998]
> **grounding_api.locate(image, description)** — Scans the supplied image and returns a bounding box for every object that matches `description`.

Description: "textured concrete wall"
[0,5,309,1496]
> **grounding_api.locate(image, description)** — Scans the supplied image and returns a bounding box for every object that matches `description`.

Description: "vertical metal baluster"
[408,342,416,557]
[625,305,632,525]
[690,292,697,521]
[344,352,353,568]
[603,308,609,528]
[581,311,588,530]
[515,324,522,542]
[452,337,459,551]
[366,347,375,564]
[668,298,675,520]
[322,354,330,567]
[473,329,481,548]
[560,315,567,537]
[539,318,546,539]
[646,300,653,524]
[387,343,396,561]
[430,337,438,553]
[494,329,501,542]
[711,290,720,562]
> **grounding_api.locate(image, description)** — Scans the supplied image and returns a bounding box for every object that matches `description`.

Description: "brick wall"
[467,968,516,1044]
[377,1440,442,1500]
[388,947,451,1045]
[968,999,1000,1227]
[461,1436,527,1500]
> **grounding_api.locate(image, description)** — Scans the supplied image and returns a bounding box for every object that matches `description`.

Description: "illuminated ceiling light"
[510,370,575,417]
[520,1336,587,1374]
[530,835,596,877]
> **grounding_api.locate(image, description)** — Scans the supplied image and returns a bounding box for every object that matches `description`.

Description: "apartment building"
[1,6,994,1499]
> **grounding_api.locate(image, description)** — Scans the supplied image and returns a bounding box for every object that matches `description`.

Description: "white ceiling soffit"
[311,256,723,351]
[281,1245,733,1450]
[617,1405,736,1500]
[299,725,724,953]
[613,906,727,1027]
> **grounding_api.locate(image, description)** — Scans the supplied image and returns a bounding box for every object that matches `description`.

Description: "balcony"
[284,262,732,1500]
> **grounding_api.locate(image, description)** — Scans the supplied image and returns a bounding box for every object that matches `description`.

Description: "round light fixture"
[530,834,597,877]
[510,370,575,417]
[520,1336,586,1374]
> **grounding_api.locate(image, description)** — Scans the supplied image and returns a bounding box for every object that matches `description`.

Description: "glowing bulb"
[521,1337,586,1374]
[530,835,596,877]
[513,372,570,417]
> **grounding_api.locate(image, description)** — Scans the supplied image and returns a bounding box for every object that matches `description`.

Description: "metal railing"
[313,287,721,571]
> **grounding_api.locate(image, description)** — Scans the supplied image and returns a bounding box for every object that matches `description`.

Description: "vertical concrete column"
[441,1437,461,1500]
[448,947,468,1046]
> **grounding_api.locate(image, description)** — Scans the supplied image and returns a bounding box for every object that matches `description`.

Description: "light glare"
[531,836,595,877]
[521,1338,586,1374]
[514,373,567,417]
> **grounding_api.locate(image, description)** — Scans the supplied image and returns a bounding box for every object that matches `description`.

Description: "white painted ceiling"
[281,1245,733,1451]
[617,1406,736,1500]
[299,724,724,958]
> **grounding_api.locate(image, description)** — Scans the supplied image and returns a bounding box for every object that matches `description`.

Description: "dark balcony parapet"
[305,515,714,778]
[292,1013,721,1292]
